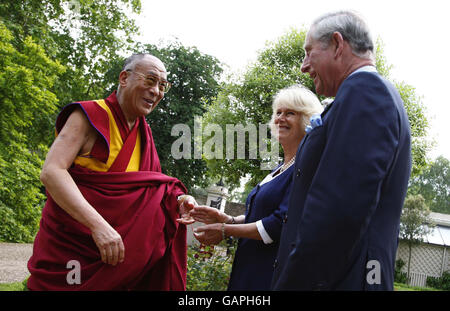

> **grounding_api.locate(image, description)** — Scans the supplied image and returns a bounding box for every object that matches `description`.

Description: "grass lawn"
[394,282,439,291]
[0,279,28,291]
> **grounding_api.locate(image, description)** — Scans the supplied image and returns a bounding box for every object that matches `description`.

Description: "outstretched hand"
[176,195,197,225]
[189,205,229,224]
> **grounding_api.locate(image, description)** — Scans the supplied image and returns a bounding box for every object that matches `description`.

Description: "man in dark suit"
[271,11,411,290]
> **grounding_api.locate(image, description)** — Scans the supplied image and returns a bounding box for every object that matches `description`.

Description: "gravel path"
[0,243,33,284]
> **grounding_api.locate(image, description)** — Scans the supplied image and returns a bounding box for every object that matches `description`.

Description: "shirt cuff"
[256,220,273,245]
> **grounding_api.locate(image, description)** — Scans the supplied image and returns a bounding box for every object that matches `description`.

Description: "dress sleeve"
[259,175,292,243]
[256,220,274,244]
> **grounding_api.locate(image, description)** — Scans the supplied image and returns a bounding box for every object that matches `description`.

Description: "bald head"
[122,54,166,73]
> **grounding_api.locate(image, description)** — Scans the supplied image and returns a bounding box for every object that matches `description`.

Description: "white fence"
[408,271,429,287]
[396,241,449,288]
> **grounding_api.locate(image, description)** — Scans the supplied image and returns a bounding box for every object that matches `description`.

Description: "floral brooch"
[305,114,323,133]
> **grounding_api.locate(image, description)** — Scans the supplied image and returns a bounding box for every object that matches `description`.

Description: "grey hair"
[310,10,374,60]
[269,85,323,140]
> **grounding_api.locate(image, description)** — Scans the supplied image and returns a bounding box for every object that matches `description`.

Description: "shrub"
[186,239,237,291]
[426,271,450,290]
[394,259,408,284]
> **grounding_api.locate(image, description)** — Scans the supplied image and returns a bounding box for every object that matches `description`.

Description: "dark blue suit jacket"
[271,71,411,290]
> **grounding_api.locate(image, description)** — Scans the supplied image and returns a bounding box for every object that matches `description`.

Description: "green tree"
[0,21,65,242]
[395,82,431,177]
[399,194,433,285]
[409,156,450,214]
[0,0,142,146]
[203,28,312,191]
[375,39,431,178]
[144,42,223,191]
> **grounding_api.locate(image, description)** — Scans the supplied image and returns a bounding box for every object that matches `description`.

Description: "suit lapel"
[321,101,334,118]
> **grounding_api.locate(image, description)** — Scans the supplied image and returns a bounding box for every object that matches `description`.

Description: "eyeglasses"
[126,70,172,93]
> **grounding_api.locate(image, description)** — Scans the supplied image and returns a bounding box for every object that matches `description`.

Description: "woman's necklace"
[280,156,295,173]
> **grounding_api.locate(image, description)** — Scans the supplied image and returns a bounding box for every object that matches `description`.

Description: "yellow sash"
[74,100,141,172]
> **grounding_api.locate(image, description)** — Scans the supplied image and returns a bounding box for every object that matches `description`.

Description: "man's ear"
[118,70,129,88]
[331,31,345,59]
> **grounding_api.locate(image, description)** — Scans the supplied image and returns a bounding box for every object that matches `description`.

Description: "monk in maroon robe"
[27,54,195,290]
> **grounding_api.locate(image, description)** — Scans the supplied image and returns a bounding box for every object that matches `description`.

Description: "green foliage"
[186,240,237,291]
[408,156,450,214]
[51,0,142,103]
[0,278,28,291]
[399,194,433,284]
[0,139,46,242]
[203,28,312,191]
[376,40,430,177]
[394,282,439,291]
[0,22,65,148]
[395,82,431,177]
[0,0,143,146]
[426,271,450,290]
[0,21,63,242]
[394,259,408,284]
[141,42,223,191]
[399,194,433,243]
[374,38,393,79]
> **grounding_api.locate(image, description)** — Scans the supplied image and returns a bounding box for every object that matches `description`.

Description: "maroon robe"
[27,92,187,290]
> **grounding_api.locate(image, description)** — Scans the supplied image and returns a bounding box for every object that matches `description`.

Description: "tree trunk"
[407,243,412,285]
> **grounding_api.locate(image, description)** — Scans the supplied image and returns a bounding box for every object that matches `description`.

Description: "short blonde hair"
[269,85,323,139]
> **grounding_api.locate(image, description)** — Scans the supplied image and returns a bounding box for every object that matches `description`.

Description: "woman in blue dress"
[189,85,323,290]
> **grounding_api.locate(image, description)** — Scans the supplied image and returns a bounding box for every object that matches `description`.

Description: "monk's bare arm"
[41,108,100,229]
[40,108,125,265]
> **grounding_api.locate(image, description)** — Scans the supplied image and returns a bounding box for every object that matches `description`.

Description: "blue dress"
[227,164,293,290]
